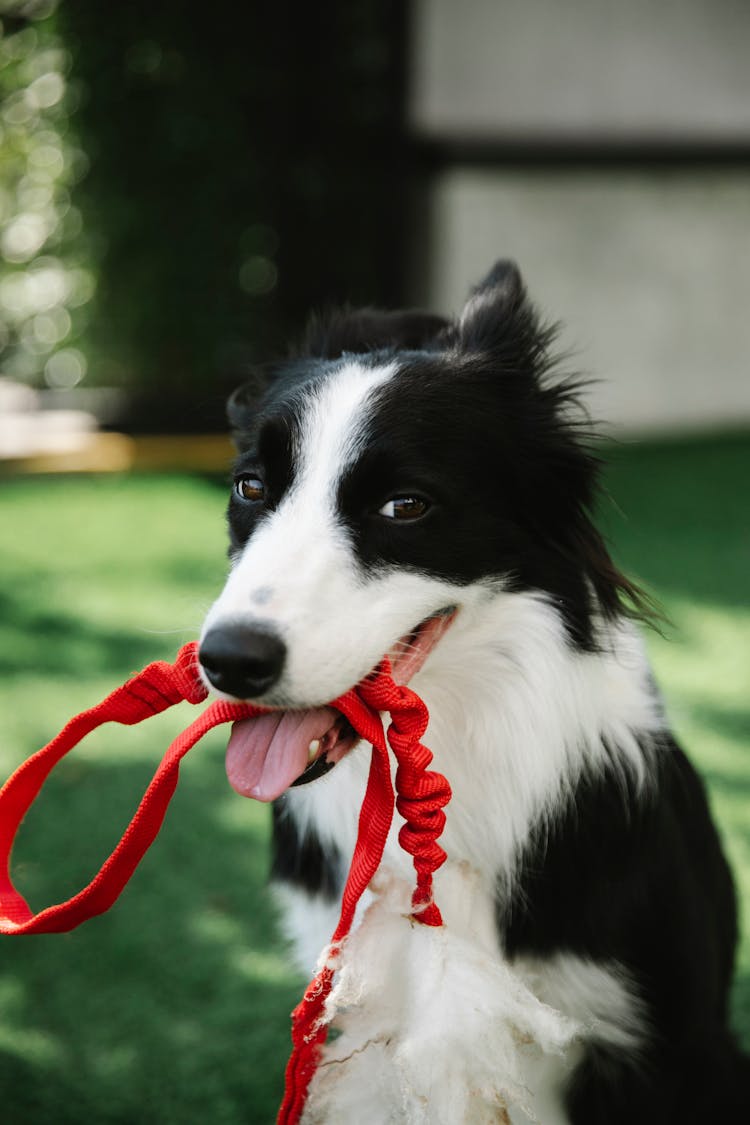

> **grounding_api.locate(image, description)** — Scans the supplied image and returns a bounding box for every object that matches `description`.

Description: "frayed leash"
[0,642,451,1124]
[278,669,451,1123]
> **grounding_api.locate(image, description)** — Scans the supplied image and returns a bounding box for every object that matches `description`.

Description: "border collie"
[199,262,749,1123]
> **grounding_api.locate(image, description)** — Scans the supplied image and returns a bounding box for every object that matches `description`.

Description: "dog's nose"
[199,625,287,699]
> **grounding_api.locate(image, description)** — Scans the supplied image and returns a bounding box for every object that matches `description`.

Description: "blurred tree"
[0,0,94,391]
[53,0,410,430]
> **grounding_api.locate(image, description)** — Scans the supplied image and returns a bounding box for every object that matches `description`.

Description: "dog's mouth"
[225,607,457,803]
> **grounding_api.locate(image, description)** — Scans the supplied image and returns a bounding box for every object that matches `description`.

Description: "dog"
[199,261,749,1122]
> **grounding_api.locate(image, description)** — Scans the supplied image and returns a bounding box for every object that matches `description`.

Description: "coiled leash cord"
[0,642,451,1124]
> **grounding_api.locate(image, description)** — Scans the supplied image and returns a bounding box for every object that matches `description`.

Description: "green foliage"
[49,2,407,423]
[0,439,747,1121]
[0,0,94,387]
[1,2,407,423]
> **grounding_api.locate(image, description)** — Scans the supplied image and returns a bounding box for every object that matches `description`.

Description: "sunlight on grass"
[232,948,300,986]
[647,601,750,1023]
[603,435,750,1046]
[649,601,750,718]
[0,473,300,1124]
[0,1025,65,1067]
[0,442,748,1120]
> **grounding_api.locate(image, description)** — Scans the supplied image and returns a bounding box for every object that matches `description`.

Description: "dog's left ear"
[456,259,528,352]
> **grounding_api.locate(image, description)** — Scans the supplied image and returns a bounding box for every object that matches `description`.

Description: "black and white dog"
[199,262,748,1122]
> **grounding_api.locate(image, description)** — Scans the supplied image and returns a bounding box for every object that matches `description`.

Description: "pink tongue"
[226,706,338,802]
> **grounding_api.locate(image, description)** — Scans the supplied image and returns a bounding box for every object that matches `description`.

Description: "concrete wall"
[408,1,750,435]
[411,0,750,143]
[413,169,750,435]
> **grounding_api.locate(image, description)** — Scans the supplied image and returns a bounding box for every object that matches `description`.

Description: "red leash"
[0,642,450,1123]
[0,643,254,933]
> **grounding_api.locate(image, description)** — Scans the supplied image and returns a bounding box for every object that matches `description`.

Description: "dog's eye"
[235,476,265,503]
[379,496,430,521]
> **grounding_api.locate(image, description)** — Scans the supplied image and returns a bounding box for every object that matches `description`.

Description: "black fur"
[229,264,647,647]
[227,260,748,1121]
[505,735,744,1120]
[270,801,343,901]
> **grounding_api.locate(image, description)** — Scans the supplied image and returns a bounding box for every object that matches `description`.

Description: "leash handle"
[0,643,256,934]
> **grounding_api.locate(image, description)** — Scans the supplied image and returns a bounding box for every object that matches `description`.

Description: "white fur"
[286,588,661,904]
[203,360,468,707]
[204,361,660,1121]
[301,869,644,1124]
[303,868,580,1125]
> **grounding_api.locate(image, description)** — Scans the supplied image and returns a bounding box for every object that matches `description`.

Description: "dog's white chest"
[294,866,581,1125]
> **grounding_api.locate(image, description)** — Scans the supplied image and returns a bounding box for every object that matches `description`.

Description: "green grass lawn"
[0,437,748,1123]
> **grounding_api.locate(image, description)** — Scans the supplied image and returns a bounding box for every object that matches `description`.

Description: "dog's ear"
[301,306,449,359]
[455,259,528,351]
[226,367,270,451]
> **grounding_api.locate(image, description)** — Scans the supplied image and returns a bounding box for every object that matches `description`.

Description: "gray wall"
[409,0,750,435]
[411,0,750,143]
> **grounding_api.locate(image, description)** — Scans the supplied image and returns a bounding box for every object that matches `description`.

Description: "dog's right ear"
[226,367,269,451]
[456,260,527,352]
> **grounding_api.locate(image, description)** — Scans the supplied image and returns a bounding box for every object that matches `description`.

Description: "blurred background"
[0,1,748,1121]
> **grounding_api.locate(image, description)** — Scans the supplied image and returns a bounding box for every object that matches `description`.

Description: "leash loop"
[0,643,255,935]
[0,646,452,1124]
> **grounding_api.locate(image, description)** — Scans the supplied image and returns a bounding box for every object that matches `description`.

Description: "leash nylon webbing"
[0,642,451,1123]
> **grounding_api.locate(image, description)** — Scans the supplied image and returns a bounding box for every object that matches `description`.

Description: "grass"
[0,475,302,1125]
[601,435,750,1042]
[0,436,748,1122]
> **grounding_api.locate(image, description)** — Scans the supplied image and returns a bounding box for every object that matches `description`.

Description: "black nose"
[199,625,287,699]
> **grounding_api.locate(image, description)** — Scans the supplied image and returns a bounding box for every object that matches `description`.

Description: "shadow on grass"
[601,433,750,611]
[691,704,750,748]
[0,590,162,680]
[0,745,302,1125]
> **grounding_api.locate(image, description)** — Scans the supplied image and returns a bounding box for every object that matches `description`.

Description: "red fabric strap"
[277,673,451,1122]
[0,643,258,934]
[0,642,451,1125]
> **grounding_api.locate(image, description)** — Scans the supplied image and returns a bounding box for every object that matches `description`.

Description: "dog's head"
[199,261,642,798]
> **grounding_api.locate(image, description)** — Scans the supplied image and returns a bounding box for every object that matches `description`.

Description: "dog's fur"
[200,262,749,1122]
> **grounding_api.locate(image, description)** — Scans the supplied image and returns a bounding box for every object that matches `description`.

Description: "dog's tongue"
[225,613,457,803]
[226,707,338,803]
